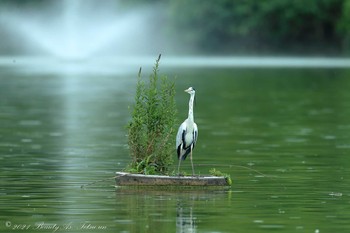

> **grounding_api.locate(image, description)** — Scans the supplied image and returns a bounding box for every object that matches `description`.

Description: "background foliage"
[168,0,347,55]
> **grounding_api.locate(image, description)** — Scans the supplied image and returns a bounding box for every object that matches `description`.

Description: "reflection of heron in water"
[176,202,196,233]
[176,87,198,176]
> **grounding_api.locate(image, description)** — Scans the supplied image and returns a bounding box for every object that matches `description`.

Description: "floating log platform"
[115,172,231,189]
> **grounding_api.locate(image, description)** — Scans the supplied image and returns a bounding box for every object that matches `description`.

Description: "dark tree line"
[167,0,348,55]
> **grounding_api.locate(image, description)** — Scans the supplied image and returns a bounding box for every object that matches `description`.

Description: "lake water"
[1,57,350,232]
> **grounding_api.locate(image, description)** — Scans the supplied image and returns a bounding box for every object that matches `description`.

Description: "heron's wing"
[176,121,186,149]
[193,122,198,147]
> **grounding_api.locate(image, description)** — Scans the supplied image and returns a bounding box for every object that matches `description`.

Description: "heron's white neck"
[188,93,195,122]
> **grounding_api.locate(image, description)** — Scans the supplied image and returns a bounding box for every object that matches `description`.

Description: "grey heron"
[176,87,198,176]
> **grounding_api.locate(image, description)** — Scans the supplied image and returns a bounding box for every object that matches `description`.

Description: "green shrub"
[126,55,177,175]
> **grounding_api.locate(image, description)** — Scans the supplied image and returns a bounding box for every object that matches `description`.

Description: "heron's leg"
[177,159,182,176]
[190,148,195,176]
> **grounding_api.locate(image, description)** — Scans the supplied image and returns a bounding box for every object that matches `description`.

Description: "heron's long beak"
[184,88,191,93]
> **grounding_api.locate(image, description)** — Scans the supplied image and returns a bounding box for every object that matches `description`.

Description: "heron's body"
[176,87,198,175]
[176,119,198,161]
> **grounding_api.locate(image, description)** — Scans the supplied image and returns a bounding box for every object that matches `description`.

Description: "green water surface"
[1,64,350,232]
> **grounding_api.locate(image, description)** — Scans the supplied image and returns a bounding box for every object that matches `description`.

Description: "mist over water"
[1,0,350,74]
[0,0,169,59]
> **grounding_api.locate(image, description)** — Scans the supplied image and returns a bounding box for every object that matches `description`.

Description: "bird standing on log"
[176,87,198,176]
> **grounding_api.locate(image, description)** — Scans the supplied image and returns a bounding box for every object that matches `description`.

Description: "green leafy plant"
[126,54,177,175]
[209,168,232,185]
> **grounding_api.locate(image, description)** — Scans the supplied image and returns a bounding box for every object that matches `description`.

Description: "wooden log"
[115,172,231,188]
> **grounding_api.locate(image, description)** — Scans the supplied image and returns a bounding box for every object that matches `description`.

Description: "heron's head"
[185,87,195,95]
